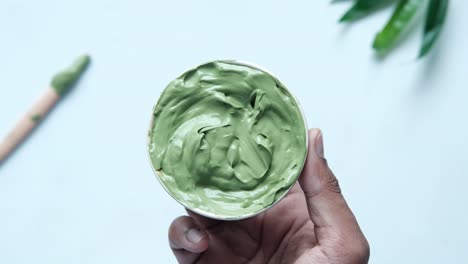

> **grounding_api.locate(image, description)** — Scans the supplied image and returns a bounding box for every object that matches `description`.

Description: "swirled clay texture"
[149,61,307,218]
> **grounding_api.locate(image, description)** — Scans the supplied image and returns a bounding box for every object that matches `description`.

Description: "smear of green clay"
[149,61,307,218]
[51,54,91,96]
[31,114,41,122]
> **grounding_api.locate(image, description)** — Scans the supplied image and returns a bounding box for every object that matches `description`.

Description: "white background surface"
[1,1,467,263]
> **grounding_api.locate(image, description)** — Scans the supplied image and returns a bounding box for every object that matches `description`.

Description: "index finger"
[299,129,365,242]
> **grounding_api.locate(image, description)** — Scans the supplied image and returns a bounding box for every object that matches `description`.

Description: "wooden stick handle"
[0,88,59,162]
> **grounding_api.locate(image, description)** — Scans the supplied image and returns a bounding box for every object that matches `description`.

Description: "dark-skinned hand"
[168,129,369,264]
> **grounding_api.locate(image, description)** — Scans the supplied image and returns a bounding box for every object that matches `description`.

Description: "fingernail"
[186,228,206,244]
[315,130,324,158]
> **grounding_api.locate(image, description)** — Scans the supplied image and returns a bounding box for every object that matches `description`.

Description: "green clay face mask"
[148,61,307,219]
[51,55,90,96]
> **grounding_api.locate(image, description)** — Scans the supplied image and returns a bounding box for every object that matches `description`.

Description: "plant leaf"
[339,0,393,22]
[419,0,449,58]
[373,0,423,54]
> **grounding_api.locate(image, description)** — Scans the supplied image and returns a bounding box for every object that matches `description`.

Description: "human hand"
[168,129,369,264]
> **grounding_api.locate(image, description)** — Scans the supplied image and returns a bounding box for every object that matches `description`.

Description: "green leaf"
[419,0,449,58]
[373,0,423,54]
[340,0,393,22]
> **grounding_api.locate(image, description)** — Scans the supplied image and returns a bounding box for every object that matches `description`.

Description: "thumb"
[169,216,209,264]
[299,129,364,243]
